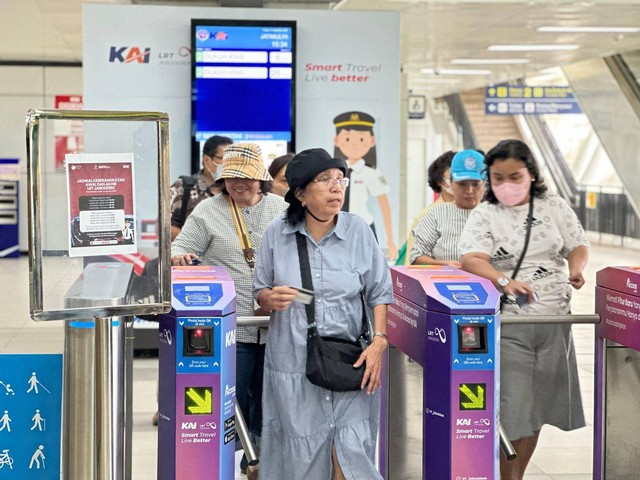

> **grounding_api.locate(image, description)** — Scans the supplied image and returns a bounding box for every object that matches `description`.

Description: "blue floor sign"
[0,354,62,478]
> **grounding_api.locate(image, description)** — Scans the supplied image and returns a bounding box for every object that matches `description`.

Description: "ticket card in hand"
[292,287,314,304]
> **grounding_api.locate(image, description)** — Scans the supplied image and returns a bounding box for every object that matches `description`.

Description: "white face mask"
[206,163,221,180]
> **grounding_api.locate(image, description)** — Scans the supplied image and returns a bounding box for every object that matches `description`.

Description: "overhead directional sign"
[185,387,213,415]
[485,85,581,115]
[459,383,486,410]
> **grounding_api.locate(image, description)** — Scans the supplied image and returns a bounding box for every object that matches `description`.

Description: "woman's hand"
[171,253,199,266]
[354,336,388,395]
[568,271,585,290]
[446,260,462,269]
[502,279,536,304]
[262,286,298,311]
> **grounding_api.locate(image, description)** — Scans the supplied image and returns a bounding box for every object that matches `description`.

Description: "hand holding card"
[291,286,314,305]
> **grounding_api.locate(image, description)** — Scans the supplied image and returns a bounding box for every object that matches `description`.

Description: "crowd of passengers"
[168,137,588,480]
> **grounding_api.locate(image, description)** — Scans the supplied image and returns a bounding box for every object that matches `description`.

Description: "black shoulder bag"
[172,175,197,228]
[296,232,370,392]
[500,193,534,309]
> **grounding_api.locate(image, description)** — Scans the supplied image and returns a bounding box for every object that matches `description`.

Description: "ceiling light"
[420,68,492,75]
[537,26,640,33]
[488,44,579,52]
[451,58,530,65]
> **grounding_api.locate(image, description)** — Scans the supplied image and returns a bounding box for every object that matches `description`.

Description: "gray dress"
[253,212,393,479]
[459,194,588,440]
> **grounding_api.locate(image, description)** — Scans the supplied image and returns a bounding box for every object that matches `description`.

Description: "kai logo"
[395,277,403,290]
[456,418,471,426]
[225,384,236,396]
[182,422,197,430]
[627,278,638,292]
[109,46,151,63]
[225,329,236,347]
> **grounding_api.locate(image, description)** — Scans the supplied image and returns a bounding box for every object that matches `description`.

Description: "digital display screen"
[185,386,213,415]
[191,20,296,168]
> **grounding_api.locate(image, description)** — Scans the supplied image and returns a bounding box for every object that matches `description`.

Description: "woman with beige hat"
[172,143,287,470]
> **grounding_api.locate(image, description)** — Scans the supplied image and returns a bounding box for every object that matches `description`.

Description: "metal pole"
[95,317,113,480]
[123,319,135,480]
[63,321,96,480]
[499,423,517,461]
[501,314,599,325]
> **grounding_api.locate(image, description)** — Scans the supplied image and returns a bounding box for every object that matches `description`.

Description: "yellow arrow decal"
[459,383,485,410]
[186,387,212,414]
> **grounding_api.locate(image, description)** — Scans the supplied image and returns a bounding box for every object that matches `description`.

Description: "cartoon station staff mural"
[333,111,397,260]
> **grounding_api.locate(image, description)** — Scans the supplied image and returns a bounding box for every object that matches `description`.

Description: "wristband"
[373,332,388,341]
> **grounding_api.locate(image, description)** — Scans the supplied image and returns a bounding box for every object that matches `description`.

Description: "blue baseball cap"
[450,150,485,182]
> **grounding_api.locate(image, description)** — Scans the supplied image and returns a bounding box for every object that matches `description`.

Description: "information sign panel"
[485,85,581,115]
[0,354,62,479]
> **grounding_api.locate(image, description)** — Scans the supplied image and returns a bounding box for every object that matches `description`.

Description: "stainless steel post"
[63,320,96,480]
[95,316,113,480]
[110,317,130,480]
[123,319,134,480]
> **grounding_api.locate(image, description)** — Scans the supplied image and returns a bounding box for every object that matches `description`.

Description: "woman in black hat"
[253,148,393,479]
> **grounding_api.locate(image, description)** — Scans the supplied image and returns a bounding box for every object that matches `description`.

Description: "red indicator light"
[465,327,473,333]
[195,329,203,337]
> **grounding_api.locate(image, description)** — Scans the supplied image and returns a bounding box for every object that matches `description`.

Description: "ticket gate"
[595,266,640,479]
[385,265,500,480]
[158,266,237,480]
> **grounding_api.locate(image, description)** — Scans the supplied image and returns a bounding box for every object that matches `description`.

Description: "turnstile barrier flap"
[391,265,500,315]
[170,265,236,317]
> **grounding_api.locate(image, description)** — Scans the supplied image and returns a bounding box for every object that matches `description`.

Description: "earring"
[301,202,306,207]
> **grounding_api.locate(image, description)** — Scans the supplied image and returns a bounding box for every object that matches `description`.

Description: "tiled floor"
[2,240,640,479]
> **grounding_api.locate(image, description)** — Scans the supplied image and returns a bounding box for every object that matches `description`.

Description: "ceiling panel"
[1,0,640,97]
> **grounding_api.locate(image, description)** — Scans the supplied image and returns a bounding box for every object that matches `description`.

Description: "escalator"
[564,51,640,220]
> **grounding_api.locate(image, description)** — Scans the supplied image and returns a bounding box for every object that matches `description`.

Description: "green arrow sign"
[459,383,486,410]
[185,387,213,415]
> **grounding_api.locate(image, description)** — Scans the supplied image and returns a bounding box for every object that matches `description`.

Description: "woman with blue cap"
[409,149,485,266]
[253,148,393,479]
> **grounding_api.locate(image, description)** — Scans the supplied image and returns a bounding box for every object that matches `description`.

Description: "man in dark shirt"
[169,135,233,240]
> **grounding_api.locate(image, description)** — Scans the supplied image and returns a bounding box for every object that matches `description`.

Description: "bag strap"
[295,232,367,337]
[177,175,197,228]
[227,196,255,270]
[511,192,534,281]
[295,232,316,333]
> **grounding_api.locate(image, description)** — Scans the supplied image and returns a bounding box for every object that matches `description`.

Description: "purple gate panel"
[596,286,640,351]
[450,370,497,480]
[389,295,428,366]
[423,311,452,480]
[175,374,221,479]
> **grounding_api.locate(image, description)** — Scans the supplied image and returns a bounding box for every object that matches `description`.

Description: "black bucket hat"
[284,148,348,204]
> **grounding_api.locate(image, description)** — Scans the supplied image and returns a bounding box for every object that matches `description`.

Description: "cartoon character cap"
[333,111,375,131]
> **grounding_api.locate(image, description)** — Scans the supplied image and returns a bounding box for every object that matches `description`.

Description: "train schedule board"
[191,19,296,165]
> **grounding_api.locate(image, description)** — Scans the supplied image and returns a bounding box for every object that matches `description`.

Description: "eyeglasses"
[311,177,350,189]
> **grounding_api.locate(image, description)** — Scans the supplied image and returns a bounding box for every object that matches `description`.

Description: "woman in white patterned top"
[459,139,589,480]
[410,149,484,266]
[172,143,287,469]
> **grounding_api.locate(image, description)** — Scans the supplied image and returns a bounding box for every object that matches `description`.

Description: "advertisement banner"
[83,4,401,256]
[66,153,137,257]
